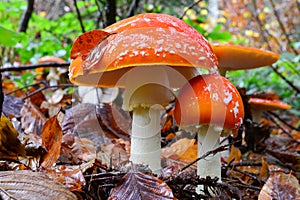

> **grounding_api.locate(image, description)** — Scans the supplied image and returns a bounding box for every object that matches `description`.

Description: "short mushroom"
[211,44,280,76]
[37,56,66,86]
[174,74,244,192]
[248,97,291,123]
[69,14,218,174]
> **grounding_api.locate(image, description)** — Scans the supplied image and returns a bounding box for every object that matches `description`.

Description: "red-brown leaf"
[258,172,300,200]
[108,171,175,200]
[40,114,63,168]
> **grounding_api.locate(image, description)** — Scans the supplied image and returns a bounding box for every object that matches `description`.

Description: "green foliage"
[0,26,23,46]
[12,72,38,90]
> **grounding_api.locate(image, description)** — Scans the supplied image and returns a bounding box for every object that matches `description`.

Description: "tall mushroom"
[211,44,280,76]
[69,14,218,174]
[174,74,244,192]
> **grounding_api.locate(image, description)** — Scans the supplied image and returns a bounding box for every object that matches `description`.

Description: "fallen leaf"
[259,157,269,182]
[3,95,23,118]
[70,29,111,59]
[227,145,242,164]
[109,171,175,200]
[0,115,25,159]
[21,99,47,136]
[0,170,76,200]
[40,114,63,168]
[60,132,97,164]
[45,165,86,192]
[162,138,196,160]
[258,172,300,200]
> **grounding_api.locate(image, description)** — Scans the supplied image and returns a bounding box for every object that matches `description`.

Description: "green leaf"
[0,26,21,46]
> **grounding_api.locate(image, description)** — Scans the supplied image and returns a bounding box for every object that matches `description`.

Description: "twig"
[250,0,273,50]
[228,162,262,168]
[180,0,203,19]
[126,0,140,18]
[179,142,231,173]
[269,0,298,54]
[73,0,85,33]
[0,62,69,72]
[267,111,300,131]
[265,112,293,138]
[270,66,300,94]
[18,0,35,33]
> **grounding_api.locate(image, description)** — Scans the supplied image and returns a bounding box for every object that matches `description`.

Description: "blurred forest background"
[1,0,299,115]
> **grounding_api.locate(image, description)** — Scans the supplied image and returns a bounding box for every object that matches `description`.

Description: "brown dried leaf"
[40,114,62,169]
[45,165,86,192]
[62,103,112,147]
[60,133,97,164]
[0,115,25,159]
[3,95,23,118]
[258,172,300,200]
[259,157,270,182]
[0,170,76,200]
[227,145,242,164]
[109,171,175,200]
[162,138,195,159]
[21,99,47,136]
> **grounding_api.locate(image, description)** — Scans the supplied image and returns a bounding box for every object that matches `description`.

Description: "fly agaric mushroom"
[211,44,280,76]
[248,97,291,123]
[69,14,218,174]
[37,56,66,86]
[174,74,244,192]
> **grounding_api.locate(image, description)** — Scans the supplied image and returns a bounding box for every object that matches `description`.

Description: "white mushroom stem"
[121,66,175,175]
[131,105,162,175]
[196,125,221,194]
[251,109,263,123]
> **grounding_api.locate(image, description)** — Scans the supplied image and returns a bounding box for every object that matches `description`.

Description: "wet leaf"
[20,100,47,136]
[3,95,23,118]
[258,172,300,200]
[109,171,175,200]
[40,114,63,168]
[0,170,76,200]
[0,115,25,159]
[70,29,111,59]
[60,132,97,164]
[45,165,86,192]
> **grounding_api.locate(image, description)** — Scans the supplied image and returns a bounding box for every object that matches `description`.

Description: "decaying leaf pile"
[1,77,300,200]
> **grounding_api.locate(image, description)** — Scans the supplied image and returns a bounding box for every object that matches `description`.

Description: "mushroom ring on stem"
[211,44,280,76]
[68,13,218,174]
[174,74,244,193]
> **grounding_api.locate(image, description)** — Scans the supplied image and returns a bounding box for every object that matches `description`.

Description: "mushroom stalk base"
[196,125,221,194]
[252,110,263,123]
[130,106,162,175]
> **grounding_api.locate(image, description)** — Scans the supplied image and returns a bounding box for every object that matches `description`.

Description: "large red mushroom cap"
[211,44,280,71]
[174,74,244,135]
[69,13,218,88]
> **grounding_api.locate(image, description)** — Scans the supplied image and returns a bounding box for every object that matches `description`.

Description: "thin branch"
[126,0,140,18]
[180,0,203,19]
[18,0,35,33]
[179,142,231,173]
[269,0,298,54]
[0,62,69,73]
[270,66,300,94]
[267,111,300,131]
[250,0,272,50]
[73,0,85,33]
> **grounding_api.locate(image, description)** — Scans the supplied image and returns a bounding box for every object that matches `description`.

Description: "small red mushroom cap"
[248,97,291,110]
[174,74,244,135]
